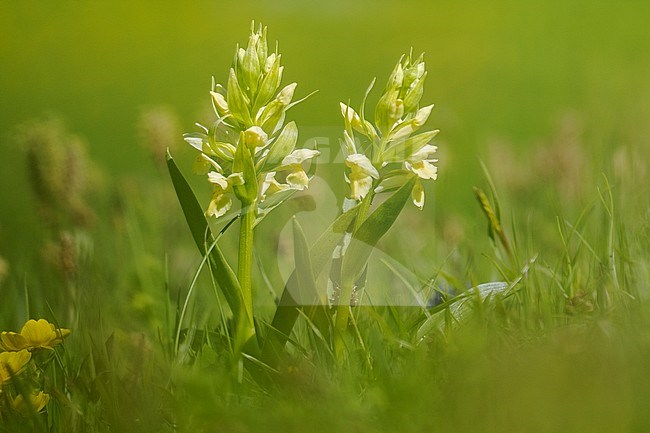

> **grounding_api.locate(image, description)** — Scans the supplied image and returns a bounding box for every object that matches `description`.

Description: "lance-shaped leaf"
[166,151,242,318]
[333,177,416,350]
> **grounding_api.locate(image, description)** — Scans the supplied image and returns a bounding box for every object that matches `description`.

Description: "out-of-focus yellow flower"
[11,391,50,416]
[0,319,71,352]
[0,350,31,383]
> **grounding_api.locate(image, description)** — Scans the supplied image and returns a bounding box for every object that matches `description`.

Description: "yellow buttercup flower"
[0,319,71,352]
[11,391,50,416]
[0,350,31,383]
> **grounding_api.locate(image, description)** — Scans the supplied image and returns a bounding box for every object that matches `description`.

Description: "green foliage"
[166,152,242,321]
[1,4,650,432]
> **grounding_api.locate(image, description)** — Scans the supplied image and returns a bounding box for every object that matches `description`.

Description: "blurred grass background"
[1,2,650,431]
[2,0,649,257]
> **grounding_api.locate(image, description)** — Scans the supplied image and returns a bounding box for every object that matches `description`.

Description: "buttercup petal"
[0,350,31,383]
[12,391,50,415]
[0,332,29,351]
[14,319,70,350]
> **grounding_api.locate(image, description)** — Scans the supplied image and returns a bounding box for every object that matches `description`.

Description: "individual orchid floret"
[278,148,320,190]
[259,148,320,201]
[404,144,438,209]
[411,179,426,209]
[260,172,289,200]
[405,144,438,180]
[243,126,268,151]
[345,153,379,200]
[340,102,370,136]
[206,172,245,218]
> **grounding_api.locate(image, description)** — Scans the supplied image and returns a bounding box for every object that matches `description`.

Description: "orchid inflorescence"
[340,51,439,209]
[184,22,319,220]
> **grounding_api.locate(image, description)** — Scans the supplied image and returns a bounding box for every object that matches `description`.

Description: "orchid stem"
[235,202,257,354]
[334,189,374,360]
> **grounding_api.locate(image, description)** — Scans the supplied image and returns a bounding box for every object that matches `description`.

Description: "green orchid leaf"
[166,151,242,317]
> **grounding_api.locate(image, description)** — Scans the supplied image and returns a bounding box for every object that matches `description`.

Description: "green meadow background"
[3,0,648,255]
[1,1,650,431]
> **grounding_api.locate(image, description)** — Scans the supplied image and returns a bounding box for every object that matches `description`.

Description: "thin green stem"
[238,204,255,311]
[334,188,375,359]
[235,202,257,354]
